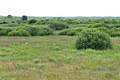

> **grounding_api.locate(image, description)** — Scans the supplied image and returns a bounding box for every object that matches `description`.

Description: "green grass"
[0,36,120,80]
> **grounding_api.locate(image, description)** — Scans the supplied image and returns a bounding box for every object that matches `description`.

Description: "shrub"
[109,28,120,37]
[8,29,30,36]
[76,28,112,50]
[8,30,19,36]
[74,27,83,32]
[58,28,82,36]
[89,23,111,29]
[110,31,120,37]
[17,29,30,36]
[37,27,54,36]
[0,28,12,36]
[49,22,69,30]
[58,29,71,35]
[29,19,37,24]
[67,31,77,36]
[37,31,45,36]
[40,27,54,35]
[2,21,7,24]
[97,27,111,35]
[23,26,40,36]
[17,26,54,36]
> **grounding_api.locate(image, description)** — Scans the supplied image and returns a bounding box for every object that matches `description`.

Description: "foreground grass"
[0,36,120,80]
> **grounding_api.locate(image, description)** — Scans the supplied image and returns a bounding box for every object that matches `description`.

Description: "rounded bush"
[110,31,120,37]
[90,23,110,28]
[74,27,83,32]
[97,27,111,35]
[18,26,54,36]
[76,28,112,50]
[8,29,30,36]
[49,22,69,30]
[58,29,70,35]
[29,19,37,24]
[110,28,120,37]
[22,26,40,36]
[0,28,12,36]
[58,28,80,36]
[37,27,54,36]
[67,31,77,36]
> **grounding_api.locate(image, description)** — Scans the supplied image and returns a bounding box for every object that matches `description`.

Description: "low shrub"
[74,27,83,32]
[58,29,71,35]
[67,30,77,36]
[29,19,37,24]
[37,27,54,36]
[110,31,120,37]
[22,26,40,36]
[97,27,111,35]
[58,28,83,36]
[8,29,30,36]
[76,28,112,50]
[49,22,69,30]
[109,28,120,37]
[0,28,13,36]
[8,30,19,36]
[14,26,54,36]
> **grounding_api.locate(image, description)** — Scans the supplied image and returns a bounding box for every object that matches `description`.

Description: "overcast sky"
[0,0,120,16]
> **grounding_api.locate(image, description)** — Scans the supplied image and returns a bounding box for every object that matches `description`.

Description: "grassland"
[0,36,120,80]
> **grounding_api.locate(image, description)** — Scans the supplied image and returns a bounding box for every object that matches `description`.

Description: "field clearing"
[0,36,120,80]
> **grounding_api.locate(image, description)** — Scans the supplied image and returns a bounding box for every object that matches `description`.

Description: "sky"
[0,0,120,16]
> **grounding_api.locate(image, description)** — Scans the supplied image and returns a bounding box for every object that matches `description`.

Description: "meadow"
[0,17,120,80]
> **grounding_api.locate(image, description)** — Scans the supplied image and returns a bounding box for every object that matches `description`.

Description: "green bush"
[58,29,71,35]
[58,28,82,36]
[76,28,112,50]
[0,28,12,36]
[49,22,69,30]
[37,27,54,36]
[109,28,120,37]
[74,27,83,32]
[2,21,7,24]
[8,30,19,36]
[16,26,54,36]
[97,27,111,35]
[29,19,37,24]
[8,29,30,36]
[67,30,77,36]
[89,23,111,29]
[110,31,120,37]
[22,26,40,36]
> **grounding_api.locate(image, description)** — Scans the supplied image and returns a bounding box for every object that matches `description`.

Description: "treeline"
[1,15,120,25]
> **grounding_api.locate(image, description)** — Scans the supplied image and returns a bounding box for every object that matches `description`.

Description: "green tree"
[22,15,27,20]
[7,15,12,18]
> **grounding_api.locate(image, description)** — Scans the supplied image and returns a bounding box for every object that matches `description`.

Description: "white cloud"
[0,0,120,16]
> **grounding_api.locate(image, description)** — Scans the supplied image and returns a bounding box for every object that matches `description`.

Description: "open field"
[0,36,120,80]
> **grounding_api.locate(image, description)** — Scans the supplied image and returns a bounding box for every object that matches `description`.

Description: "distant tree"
[7,15,12,18]
[22,15,27,20]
